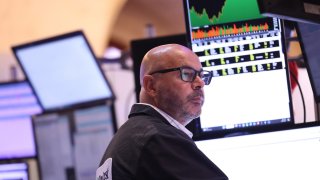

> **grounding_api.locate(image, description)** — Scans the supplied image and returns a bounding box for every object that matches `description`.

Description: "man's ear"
[143,75,157,97]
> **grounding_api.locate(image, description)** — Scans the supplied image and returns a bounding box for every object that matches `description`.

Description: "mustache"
[187,91,204,100]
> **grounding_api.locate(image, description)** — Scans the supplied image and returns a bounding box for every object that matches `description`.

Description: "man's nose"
[192,75,205,90]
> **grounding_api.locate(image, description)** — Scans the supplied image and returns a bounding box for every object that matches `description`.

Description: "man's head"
[139,44,212,125]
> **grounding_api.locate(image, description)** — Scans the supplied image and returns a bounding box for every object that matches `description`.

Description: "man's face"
[154,56,205,125]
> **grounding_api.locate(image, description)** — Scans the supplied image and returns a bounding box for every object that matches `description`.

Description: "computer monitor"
[0,162,29,180]
[296,21,320,102]
[257,0,320,25]
[0,81,41,160]
[12,30,114,113]
[33,104,116,180]
[183,0,294,139]
[195,123,320,179]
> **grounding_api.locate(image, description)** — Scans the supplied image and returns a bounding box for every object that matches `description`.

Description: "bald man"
[97,44,228,180]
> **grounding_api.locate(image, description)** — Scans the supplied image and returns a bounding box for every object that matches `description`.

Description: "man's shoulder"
[123,104,171,132]
[119,112,172,140]
[109,109,172,148]
[129,103,162,119]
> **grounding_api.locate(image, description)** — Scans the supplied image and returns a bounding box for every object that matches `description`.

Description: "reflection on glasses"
[149,66,213,85]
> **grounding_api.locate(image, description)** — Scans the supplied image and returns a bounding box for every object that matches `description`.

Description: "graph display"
[183,0,293,139]
[189,0,264,27]
[192,18,277,40]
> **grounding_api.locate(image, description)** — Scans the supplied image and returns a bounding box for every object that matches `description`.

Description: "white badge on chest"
[96,158,112,180]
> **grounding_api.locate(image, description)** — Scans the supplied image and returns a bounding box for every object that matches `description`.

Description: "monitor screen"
[0,81,41,160]
[296,21,320,102]
[183,0,294,139]
[195,124,320,180]
[12,31,114,113]
[0,162,29,180]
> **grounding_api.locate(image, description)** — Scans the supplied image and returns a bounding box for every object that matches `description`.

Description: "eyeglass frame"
[149,66,213,85]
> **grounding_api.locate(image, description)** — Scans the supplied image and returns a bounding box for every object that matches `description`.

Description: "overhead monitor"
[12,31,114,113]
[296,21,320,102]
[183,0,294,139]
[0,162,29,180]
[0,81,41,160]
[257,0,320,25]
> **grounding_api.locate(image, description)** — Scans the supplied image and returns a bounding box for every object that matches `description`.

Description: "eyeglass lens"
[181,68,211,85]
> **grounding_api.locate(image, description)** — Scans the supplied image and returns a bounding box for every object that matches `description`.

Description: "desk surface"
[196,125,320,180]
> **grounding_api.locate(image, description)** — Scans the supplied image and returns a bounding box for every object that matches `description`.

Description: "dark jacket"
[98,104,228,180]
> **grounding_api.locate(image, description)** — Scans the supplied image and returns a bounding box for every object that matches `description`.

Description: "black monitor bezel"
[182,0,295,140]
[295,21,320,103]
[11,30,115,114]
[257,0,320,25]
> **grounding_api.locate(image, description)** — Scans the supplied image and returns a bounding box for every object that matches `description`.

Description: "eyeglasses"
[149,66,213,85]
